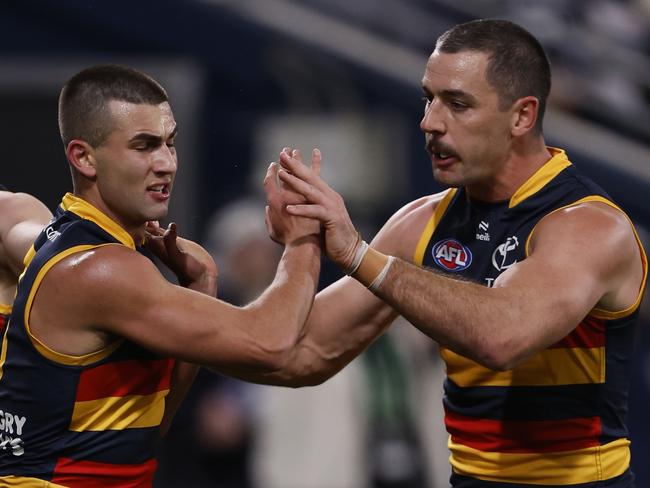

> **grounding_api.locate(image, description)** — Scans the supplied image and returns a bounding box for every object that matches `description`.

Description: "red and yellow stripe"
[70,359,174,432]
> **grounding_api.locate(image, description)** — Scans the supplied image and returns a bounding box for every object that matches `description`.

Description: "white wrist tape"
[368,256,395,293]
[345,240,369,276]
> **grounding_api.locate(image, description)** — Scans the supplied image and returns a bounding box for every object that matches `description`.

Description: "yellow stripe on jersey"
[23,244,123,366]
[414,189,457,266]
[0,314,10,382]
[449,437,630,485]
[509,147,572,208]
[0,475,68,487]
[0,303,11,315]
[441,345,605,387]
[70,390,169,431]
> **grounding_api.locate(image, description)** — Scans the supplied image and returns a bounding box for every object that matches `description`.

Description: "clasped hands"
[264,147,362,270]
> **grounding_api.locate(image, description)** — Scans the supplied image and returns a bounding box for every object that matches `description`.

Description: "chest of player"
[424,198,538,288]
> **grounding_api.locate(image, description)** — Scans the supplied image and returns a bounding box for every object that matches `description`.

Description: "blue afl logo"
[432,239,472,272]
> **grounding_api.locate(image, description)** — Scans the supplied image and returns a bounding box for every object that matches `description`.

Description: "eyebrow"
[129,126,178,144]
[421,86,478,104]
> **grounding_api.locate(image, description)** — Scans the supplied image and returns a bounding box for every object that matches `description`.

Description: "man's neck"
[466,138,552,202]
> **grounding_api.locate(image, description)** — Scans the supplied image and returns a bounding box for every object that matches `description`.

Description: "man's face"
[420,49,514,195]
[92,100,177,231]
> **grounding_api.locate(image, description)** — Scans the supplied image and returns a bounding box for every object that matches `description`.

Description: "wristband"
[345,240,369,276]
[352,246,390,288]
[368,256,395,293]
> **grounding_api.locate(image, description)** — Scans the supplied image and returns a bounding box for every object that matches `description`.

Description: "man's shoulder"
[374,190,453,259]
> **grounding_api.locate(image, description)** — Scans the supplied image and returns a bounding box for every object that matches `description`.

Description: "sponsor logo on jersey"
[0,409,27,456]
[46,226,61,242]
[476,221,491,241]
[432,239,472,272]
[492,236,519,271]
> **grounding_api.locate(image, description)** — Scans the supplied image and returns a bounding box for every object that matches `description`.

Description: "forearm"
[241,236,321,364]
[235,278,398,387]
[369,257,519,369]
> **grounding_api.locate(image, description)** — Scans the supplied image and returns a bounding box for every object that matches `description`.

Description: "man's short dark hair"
[436,19,551,132]
[58,64,169,147]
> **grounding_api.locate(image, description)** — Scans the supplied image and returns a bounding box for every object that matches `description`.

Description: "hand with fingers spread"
[264,148,321,247]
[145,221,218,296]
[277,147,362,271]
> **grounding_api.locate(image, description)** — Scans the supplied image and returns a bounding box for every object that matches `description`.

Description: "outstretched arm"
[31,163,322,379]
[227,148,437,387]
[276,149,646,370]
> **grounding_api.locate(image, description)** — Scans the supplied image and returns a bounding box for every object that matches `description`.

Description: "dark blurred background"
[1,0,649,486]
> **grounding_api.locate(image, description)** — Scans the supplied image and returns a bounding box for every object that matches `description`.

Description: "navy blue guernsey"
[0,193,175,487]
[413,148,647,486]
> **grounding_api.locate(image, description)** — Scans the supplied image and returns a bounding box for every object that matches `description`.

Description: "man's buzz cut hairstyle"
[58,64,169,148]
[436,19,551,132]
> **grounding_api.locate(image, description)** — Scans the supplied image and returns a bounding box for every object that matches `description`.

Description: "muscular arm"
[31,237,320,376]
[231,195,440,387]
[372,202,645,369]
[275,149,645,371]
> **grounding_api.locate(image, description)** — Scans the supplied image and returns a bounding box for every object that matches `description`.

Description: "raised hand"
[145,221,218,296]
[276,148,361,271]
[264,148,321,246]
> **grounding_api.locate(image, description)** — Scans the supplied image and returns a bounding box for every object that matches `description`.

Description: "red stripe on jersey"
[0,313,6,332]
[445,409,602,453]
[51,457,157,488]
[75,359,174,401]
[550,316,605,349]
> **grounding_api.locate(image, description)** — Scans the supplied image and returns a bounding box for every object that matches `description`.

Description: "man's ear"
[510,96,539,137]
[66,140,97,179]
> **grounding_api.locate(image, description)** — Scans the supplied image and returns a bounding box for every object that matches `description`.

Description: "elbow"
[473,335,527,372]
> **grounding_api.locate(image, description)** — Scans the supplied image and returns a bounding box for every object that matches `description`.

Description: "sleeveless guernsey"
[0,193,175,487]
[414,148,647,487]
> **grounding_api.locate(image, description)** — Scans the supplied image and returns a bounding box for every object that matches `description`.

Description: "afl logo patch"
[432,239,472,272]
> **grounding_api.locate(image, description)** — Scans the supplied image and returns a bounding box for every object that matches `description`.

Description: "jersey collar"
[61,193,137,249]
[509,147,572,208]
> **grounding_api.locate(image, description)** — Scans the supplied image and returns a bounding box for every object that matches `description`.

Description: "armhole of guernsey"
[525,195,648,319]
[413,189,457,266]
[23,243,124,366]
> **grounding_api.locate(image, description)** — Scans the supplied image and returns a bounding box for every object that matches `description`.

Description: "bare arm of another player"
[29,163,321,378]
[0,191,52,274]
[278,150,645,370]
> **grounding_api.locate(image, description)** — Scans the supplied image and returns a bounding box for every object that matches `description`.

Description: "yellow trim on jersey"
[22,243,37,270]
[441,345,605,387]
[61,193,137,249]
[0,303,10,315]
[70,390,168,431]
[23,244,123,366]
[509,147,572,208]
[449,437,630,485]
[413,189,457,266]
[0,476,68,487]
[0,311,10,381]
[525,195,648,319]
